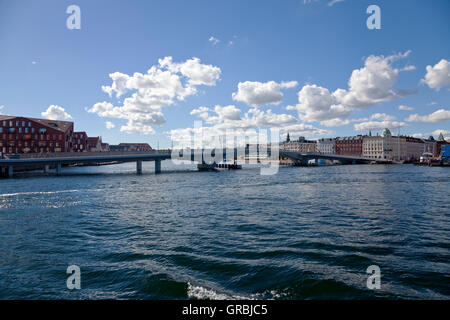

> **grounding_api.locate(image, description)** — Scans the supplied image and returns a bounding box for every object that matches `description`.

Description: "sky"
[0,0,449,148]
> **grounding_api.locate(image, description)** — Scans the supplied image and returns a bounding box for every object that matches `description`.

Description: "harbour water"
[0,162,449,299]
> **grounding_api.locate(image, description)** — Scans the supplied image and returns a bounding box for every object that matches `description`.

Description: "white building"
[362,128,405,161]
[317,138,336,154]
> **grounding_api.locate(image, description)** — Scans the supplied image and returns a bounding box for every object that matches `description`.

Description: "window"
[22,121,25,127]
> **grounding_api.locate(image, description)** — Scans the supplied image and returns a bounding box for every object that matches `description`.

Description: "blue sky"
[0,0,449,147]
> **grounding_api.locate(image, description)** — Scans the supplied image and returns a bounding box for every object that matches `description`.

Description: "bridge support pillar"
[44,165,49,173]
[155,160,161,174]
[56,163,61,176]
[136,160,143,175]
[8,166,13,178]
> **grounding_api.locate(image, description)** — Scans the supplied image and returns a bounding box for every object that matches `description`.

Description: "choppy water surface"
[0,162,449,299]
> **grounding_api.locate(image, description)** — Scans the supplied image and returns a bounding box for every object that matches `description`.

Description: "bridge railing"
[11,151,159,159]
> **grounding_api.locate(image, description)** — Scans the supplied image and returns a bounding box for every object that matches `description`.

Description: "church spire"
[286,132,290,142]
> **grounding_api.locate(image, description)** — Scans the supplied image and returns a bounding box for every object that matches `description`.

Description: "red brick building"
[72,131,88,152]
[87,137,102,152]
[335,136,363,156]
[0,115,74,154]
[110,143,153,152]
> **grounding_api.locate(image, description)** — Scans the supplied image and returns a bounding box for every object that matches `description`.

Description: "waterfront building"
[317,138,336,154]
[362,129,405,160]
[87,137,103,152]
[72,131,88,152]
[101,143,110,152]
[336,135,363,156]
[423,136,437,157]
[280,136,317,153]
[405,136,425,161]
[109,143,153,152]
[0,115,74,154]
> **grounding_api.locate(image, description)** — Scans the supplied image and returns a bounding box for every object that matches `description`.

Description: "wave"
[0,189,103,198]
[187,282,248,300]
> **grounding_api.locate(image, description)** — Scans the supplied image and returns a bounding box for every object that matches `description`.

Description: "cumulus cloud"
[170,105,330,148]
[289,52,415,125]
[0,105,4,114]
[398,105,414,111]
[232,80,298,107]
[88,57,221,134]
[106,121,115,129]
[333,51,415,109]
[405,109,450,123]
[320,119,351,127]
[370,113,396,121]
[41,105,73,120]
[289,84,352,122]
[421,59,450,90]
[354,120,407,131]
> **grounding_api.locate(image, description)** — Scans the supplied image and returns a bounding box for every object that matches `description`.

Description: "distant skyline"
[0,0,449,147]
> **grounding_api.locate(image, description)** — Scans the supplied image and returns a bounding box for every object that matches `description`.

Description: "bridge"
[0,148,389,178]
[0,149,240,178]
[279,151,392,165]
[0,152,170,178]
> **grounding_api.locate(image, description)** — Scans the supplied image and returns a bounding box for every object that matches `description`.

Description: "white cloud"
[88,57,221,134]
[320,119,351,127]
[333,51,415,109]
[354,120,407,131]
[290,84,352,122]
[289,52,414,125]
[411,133,424,138]
[208,36,220,45]
[106,121,115,129]
[159,56,221,86]
[421,59,450,91]
[398,105,414,111]
[431,129,450,138]
[370,113,396,121]
[171,105,330,148]
[228,41,234,46]
[32,61,37,65]
[41,105,73,120]
[401,65,416,71]
[405,109,450,123]
[0,105,4,114]
[214,105,241,121]
[232,80,298,107]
